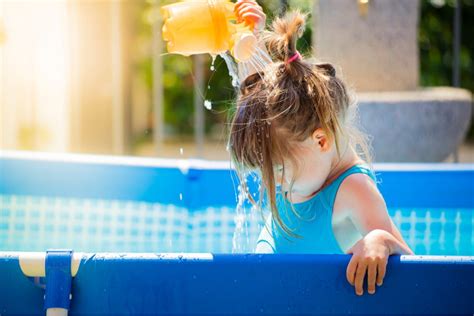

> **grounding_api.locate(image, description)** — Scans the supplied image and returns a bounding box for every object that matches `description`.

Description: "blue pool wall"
[0,151,473,315]
[0,253,473,315]
[1,150,473,209]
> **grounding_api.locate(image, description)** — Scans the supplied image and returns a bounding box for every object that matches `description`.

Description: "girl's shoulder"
[336,171,379,201]
[326,163,377,207]
[332,170,387,231]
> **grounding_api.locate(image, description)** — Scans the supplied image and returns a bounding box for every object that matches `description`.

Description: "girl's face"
[275,133,334,200]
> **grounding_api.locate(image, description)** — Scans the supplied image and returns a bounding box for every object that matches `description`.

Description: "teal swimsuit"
[255,164,377,254]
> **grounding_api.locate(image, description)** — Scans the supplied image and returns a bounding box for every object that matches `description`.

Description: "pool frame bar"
[1,150,473,315]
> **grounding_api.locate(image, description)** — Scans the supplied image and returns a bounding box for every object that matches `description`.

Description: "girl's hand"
[235,0,266,33]
[346,229,392,296]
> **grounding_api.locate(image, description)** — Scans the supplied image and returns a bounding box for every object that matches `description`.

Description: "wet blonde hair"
[228,11,372,239]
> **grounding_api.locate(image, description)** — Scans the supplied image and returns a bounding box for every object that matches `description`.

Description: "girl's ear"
[312,128,331,152]
[240,72,263,95]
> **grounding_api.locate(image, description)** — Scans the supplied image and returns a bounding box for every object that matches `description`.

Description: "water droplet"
[207,85,211,89]
[232,78,239,88]
[180,148,184,155]
[179,193,183,201]
[204,100,212,110]
[210,55,216,71]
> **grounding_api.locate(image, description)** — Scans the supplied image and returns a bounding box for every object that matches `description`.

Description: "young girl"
[231,1,414,296]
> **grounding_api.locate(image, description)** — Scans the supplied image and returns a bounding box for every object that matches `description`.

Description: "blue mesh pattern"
[0,194,472,255]
[0,195,263,253]
[389,208,473,255]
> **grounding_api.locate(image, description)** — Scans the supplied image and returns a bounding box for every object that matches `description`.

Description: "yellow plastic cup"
[161,0,257,61]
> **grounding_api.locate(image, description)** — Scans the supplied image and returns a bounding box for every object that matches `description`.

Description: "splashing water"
[238,45,273,81]
[199,43,272,253]
[204,100,212,110]
[224,44,273,253]
[217,45,272,89]
[232,173,265,253]
[219,52,240,88]
[232,183,251,253]
[210,55,216,71]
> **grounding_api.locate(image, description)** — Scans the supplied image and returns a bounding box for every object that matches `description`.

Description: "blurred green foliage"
[419,0,473,139]
[134,0,473,144]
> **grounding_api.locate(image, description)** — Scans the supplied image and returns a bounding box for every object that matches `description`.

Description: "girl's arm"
[336,173,413,252]
[334,173,414,296]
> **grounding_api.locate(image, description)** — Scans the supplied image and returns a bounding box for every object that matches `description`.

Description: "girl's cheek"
[274,171,286,185]
[275,174,283,184]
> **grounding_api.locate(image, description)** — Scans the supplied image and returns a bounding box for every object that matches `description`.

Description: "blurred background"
[0,0,472,162]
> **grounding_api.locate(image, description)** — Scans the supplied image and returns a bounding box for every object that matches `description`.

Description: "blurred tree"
[419,0,473,139]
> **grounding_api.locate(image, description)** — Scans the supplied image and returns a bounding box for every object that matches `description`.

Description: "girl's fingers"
[354,261,368,296]
[237,4,264,15]
[235,3,264,18]
[235,2,259,15]
[241,13,265,30]
[367,262,377,294]
[235,0,258,11]
[241,12,262,23]
[238,8,265,22]
[234,2,265,31]
[235,1,257,7]
[346,257,358,286]
[237,5,265,22]
[377,259,387,286]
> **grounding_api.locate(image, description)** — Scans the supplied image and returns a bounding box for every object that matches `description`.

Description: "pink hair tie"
[286,51,301,64]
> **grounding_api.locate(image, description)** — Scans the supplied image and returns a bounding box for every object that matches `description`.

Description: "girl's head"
[228,11,370,238]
